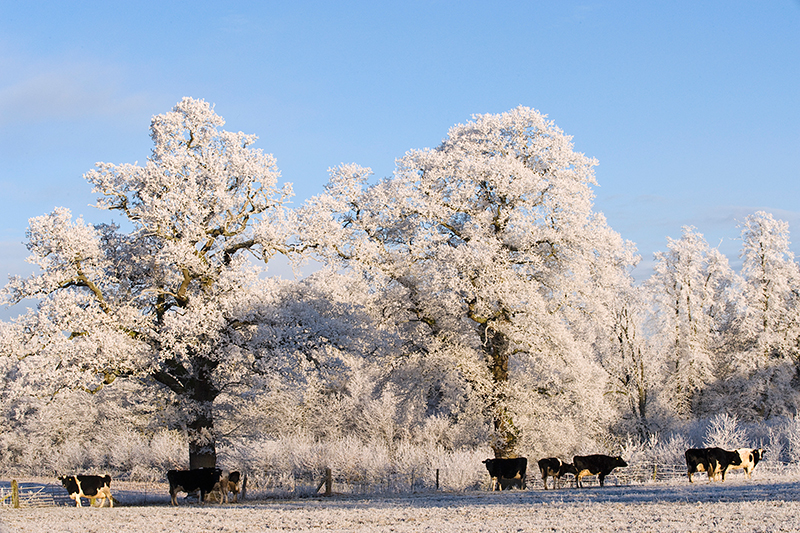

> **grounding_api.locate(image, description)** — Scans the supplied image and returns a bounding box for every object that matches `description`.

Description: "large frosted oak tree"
[302,107,636,457]
[2,98,294,468]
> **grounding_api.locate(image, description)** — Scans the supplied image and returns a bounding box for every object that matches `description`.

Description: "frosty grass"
[2,475,799,533]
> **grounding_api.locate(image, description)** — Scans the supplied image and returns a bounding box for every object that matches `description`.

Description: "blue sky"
[1,1,799,320]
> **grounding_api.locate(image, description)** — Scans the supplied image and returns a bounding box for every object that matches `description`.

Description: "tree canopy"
[3,98,297,467]
[2,100,799,472]
[301,107,639,456]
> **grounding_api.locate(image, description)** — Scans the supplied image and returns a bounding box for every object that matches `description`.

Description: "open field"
[2,475,799,533]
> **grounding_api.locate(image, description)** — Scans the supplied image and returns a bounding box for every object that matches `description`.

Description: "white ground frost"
[2,477,799,532]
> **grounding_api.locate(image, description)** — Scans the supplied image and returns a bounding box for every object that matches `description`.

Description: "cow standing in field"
[685,448,712,483]
[725,448,764,479]
[707,447,742,481]
[58,474,114,507]
[537,458,578,490]
[167,468,223,505]
[573,455,627,488]
[483,457,527,490]
[685,447,742,482]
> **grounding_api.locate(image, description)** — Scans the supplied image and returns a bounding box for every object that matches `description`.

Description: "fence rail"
[0,481,72,508]
[3,461,797,508]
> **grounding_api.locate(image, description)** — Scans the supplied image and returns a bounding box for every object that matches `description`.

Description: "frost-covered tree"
[595,279,656,435]
[740,212,800,362]
[729,212,800,418]
[301,107,636,456]
[647,226,739,418]
[1,98,298,468]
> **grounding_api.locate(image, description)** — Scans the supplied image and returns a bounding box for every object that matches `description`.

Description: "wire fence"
[0,480,72,508]
[3,461,797,508]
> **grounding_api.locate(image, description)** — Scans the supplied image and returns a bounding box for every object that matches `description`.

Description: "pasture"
[1,474,798,532]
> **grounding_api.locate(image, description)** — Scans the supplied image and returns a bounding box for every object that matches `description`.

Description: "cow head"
[753,448,764,464]
[614,456,628,468]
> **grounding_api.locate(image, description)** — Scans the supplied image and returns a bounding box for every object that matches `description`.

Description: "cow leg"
[542,473,548,490]
[598,473,605,487]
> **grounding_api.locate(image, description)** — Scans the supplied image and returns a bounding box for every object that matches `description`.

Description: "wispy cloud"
[0,58,152,126]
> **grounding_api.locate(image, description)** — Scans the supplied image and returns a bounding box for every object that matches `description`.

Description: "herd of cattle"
[56,447,764,507]
[483,447,764,491]
[57,468,242,507]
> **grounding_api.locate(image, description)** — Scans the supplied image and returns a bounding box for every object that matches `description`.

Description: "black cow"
[685,447,742,482]
[537,458,578,490]
[167,468,223,505]
[482,457,527,491]
[58,474,114,507]
[685,448,712,482]
[573,455,627,487]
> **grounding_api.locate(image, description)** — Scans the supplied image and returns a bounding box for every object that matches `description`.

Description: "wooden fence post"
[317,468,333,496]
[435,469,440,491]
[325,467,332,496]
[11,480,19,509]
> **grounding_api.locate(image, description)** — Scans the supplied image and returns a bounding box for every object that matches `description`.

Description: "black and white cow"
[537,458,578,490]
[573,455,628,487]
[167,468,223,505]
[725,448,764,479]
[685,447,742,482]
[58,474,114,507]
[482,457,527,491]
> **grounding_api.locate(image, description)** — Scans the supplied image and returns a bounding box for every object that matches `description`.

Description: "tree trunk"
[480,323,518,458]
[187,354,219,469]
[188,407,217,469]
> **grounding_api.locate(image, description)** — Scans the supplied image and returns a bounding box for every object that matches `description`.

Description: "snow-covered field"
[2,475,800,533]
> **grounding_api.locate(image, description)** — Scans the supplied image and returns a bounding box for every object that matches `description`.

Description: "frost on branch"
[1,97,303,469]
[301,106,636,457]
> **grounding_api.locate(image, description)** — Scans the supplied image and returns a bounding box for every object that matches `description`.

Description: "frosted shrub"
[218,437,267,473]
[326,438,404,491]
[763,425,784,464]
[220,436,498,494]
[391,440,432,491]
[53,440,96,475]
[783,417,800,463]
[127,464,163,483]
[147,429,187,471]
[350,439,392,485]
[432,447,488,491]
[105,429,148,471]
[415,415,454,450]
[653,433,693,466]
[620,435,655,465]
[703,413,747,448]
